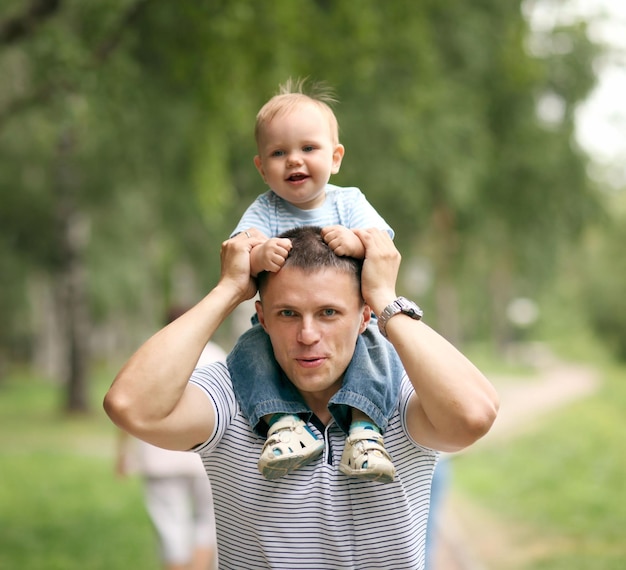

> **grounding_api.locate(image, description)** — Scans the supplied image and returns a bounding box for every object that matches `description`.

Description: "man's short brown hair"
[256,226,362,297]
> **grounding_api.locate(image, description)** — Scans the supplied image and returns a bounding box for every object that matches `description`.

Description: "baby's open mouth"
[287,173,308,181]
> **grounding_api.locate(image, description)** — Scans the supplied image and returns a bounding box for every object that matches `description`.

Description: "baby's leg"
[227,325,321,479]
[338,408,396,483]
[330,324,403,483]
[257,414,324,480]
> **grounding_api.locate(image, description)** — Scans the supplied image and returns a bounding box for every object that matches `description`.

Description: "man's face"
[256,266,370,400]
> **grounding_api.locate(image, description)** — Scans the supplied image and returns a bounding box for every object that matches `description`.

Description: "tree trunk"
[430,201,463,347]
[55,128,91,414]
[488,255,515,353]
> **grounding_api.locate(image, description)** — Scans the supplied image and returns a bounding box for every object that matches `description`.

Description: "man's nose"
[297,318,320,345]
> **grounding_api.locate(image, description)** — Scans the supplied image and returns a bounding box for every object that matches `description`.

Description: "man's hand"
[105,229,267,452]
[249,237,293,276]
[352,228,401,315]
[321,225,365,258]
[219,229,266,300]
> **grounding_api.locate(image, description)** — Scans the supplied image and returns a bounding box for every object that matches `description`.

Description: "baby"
[228,79,403,483]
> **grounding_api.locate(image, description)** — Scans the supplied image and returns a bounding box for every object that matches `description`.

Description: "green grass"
[454,351,626,569]
[0,370,159,570]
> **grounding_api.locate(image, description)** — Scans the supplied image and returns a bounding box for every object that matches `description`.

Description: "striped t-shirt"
[231,184,394,238]
[191,363,438,570]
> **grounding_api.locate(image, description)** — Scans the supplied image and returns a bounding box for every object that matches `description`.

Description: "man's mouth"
[297,356,325,368]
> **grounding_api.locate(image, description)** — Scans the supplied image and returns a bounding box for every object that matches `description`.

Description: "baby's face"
[254,103,344,210]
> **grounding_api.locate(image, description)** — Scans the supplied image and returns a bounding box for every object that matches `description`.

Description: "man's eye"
[322,309,336,317]
[280,309,295,317]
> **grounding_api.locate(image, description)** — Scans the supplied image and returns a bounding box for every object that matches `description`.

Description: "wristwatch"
[377,297,423,338]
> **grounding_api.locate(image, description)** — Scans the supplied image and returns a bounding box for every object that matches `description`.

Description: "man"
[105,226,499,570]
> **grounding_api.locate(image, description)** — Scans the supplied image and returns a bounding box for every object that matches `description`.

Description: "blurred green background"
[1,1,625,568]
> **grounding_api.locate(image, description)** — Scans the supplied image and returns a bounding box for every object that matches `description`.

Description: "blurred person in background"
[115,306,225,570]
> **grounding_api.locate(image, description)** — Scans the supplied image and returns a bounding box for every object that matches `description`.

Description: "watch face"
[398,297,423,319]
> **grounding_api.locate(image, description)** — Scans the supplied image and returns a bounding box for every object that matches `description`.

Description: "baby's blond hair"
[255,78,340,145]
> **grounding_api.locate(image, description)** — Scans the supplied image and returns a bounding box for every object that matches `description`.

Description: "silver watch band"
[377,297,423,338]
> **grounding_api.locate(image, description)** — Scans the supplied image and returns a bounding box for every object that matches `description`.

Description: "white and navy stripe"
[190,363,437,570]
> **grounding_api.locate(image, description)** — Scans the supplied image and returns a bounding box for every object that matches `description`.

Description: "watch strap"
[377,297,423,338]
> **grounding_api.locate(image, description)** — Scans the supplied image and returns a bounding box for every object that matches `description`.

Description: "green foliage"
[0,0,614,373]
[581,200,626,360]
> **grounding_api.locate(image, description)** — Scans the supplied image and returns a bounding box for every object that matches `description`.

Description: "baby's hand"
[250,237,292,276]
[321,225,365,258]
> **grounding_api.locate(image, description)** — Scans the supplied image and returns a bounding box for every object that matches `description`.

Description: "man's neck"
[302,392,333,426]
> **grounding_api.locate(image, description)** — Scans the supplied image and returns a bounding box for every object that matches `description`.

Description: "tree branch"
[0,0,151,128]
[0,0,61,45]
[0,80,59,126]
[93,0,151,64]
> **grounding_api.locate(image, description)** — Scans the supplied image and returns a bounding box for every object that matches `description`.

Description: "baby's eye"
[271,150,285,157]
[302,145,315,152]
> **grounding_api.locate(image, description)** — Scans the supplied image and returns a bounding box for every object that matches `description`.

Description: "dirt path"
[431,358,601,570]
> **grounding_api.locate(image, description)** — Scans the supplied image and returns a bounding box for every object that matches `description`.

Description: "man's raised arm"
[103,231,264,452]
[353,228,499,453]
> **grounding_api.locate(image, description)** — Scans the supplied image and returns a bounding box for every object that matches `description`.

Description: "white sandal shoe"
[258,415,324,480]
[339,427,396,483]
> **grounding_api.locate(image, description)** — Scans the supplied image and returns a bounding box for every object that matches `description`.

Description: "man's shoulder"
[189,362,245,452]
[190,362,236,412]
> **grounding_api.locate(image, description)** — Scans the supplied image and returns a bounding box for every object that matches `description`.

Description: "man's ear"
[255,300,267,330]
[360,305,372,334]
[254,155,267,182]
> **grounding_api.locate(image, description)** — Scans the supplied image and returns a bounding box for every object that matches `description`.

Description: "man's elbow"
[103,388,135,431]
[459,395,500,447]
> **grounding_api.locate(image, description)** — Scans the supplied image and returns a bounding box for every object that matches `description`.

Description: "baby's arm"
[321,225,366,258]
[250,237,293,276]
